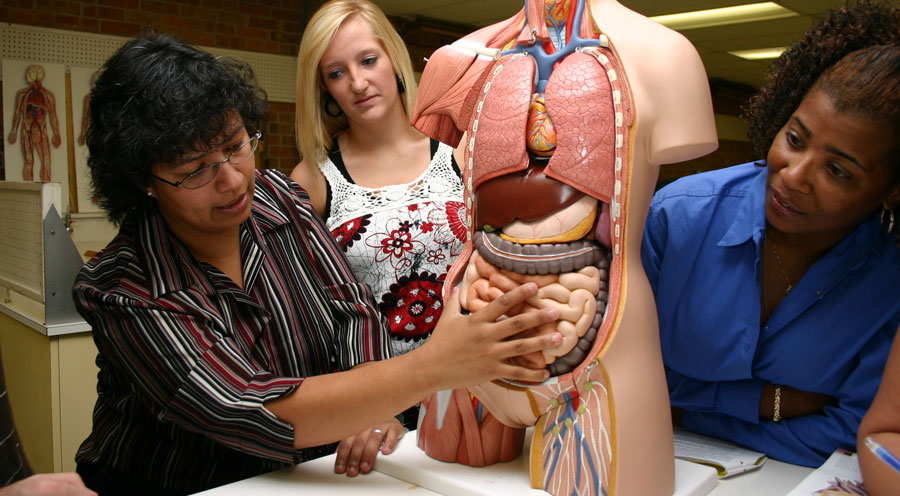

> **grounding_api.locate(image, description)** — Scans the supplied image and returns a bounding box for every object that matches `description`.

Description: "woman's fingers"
[355,428,385,474]
[505,329,562,359]
[443,286,461,315]
[424,282,564,388]
[334,419,405,476]
[333,435,356,474]
[468,282,539,324]
[496,361,551,383]
[380,421,405,455]
[493,305,560,342]
[334,430,378,476]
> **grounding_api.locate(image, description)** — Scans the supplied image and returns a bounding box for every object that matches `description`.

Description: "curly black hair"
[743,1,900,159]
[86,31,268,225]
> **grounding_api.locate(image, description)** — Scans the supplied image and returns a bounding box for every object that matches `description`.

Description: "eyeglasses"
[151,131,261,190]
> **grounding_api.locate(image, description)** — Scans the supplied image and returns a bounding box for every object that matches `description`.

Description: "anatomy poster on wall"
[71,65,102,213]
[2,59,69,207]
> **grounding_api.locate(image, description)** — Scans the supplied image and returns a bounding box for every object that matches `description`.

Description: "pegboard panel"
[0,23,122,69]
[0,23,297,103]
[0,183,46,302]
[210,47,297,104]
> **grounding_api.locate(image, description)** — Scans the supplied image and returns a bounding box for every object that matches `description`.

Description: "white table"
[192,453,440,495]
[198,429,817,496]
[374,430,719,496]
[709,458,814,495]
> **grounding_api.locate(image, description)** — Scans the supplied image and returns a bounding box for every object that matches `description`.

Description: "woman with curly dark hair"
[73,32,561,494]
[641,1,900,467]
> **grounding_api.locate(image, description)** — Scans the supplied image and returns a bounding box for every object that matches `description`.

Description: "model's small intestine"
[462,234,609,373]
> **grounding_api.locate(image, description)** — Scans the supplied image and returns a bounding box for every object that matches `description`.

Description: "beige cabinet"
[0,310,97,473]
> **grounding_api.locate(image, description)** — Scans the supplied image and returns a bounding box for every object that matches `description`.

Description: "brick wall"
[0,0,310,175]
[261,101,299,174]
[0,0,306,56]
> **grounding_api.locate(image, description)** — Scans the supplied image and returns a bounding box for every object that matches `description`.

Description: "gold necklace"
[767,226,793,294]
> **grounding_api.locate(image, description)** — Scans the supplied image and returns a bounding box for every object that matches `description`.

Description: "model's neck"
[543,0,574,25]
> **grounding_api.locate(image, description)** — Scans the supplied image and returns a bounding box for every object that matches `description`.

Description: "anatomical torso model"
[412,1,717,495]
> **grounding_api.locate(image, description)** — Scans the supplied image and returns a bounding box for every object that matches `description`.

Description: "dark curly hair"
[86,31,268,225]
[743,1,900,159]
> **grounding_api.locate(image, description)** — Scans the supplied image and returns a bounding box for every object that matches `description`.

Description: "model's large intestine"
[463,233,609,373]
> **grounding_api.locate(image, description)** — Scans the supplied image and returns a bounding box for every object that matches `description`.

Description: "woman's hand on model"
[420,282,562,390]
[334,417,406,476]
[266,282,559,450]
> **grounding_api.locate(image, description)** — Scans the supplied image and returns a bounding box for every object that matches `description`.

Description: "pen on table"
[863,436,900,474]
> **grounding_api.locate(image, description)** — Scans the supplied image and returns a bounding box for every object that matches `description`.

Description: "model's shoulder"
[596,6,697,57]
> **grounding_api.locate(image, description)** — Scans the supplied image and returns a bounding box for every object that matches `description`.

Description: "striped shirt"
[73,170,391,494]
[0,346,32,487]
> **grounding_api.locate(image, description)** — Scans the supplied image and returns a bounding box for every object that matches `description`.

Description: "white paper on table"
[673,427,767,478]
[785,449,868,496]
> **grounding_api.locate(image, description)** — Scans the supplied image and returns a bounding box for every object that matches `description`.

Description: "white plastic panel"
[0,182,47,302]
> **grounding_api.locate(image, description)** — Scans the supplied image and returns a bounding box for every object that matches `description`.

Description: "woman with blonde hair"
[294,0,419,168]
[291,0,468,459]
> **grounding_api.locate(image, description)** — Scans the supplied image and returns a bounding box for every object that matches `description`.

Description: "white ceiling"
[371,0,852,89]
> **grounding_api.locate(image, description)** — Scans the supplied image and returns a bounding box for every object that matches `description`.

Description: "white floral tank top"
[319,140,467,356]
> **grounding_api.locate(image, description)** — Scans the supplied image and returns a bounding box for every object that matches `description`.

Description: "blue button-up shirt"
[642,162,900,466]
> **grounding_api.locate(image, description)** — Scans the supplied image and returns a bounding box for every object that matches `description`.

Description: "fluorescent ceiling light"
[728,47,787,60]
[650,2,798,30]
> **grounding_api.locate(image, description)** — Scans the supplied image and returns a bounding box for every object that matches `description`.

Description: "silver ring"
[372,428,384,436]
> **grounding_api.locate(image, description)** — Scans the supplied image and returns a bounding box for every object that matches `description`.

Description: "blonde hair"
[295,0,418,164]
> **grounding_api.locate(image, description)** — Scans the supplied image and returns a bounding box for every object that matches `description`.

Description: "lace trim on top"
[319,142,463,230]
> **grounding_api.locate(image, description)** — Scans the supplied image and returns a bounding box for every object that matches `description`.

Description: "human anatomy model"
[412,1,717,494]
[7,64,61,182]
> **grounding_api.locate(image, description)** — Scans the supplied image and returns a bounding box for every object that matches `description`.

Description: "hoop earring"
[324,93,343,118]
[396,75,405,93]
[882,206,896,236]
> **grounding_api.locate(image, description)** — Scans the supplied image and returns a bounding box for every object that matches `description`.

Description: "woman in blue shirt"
[642,2,900,467]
